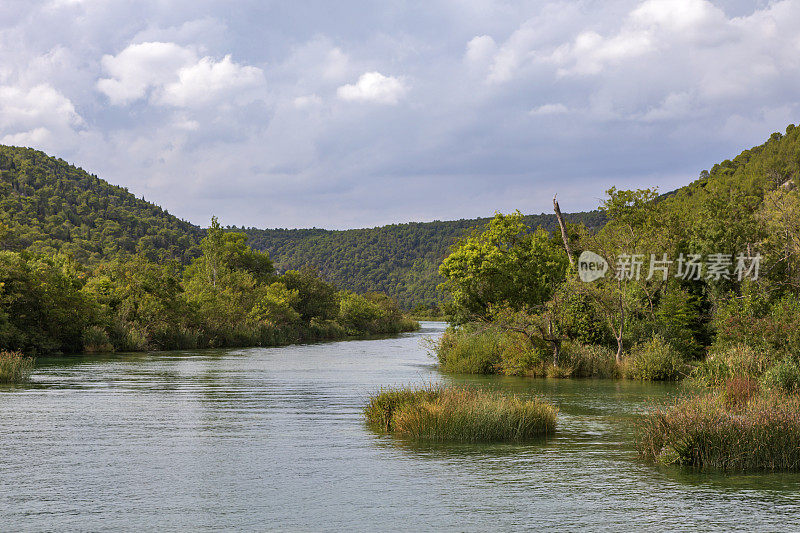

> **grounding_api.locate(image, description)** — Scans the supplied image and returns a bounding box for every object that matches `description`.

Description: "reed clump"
[0,350,34,383]
[365,385,557,442]
[635,386,800,471]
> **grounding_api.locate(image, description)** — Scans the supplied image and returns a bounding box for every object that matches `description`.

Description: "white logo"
[578,251,608,282]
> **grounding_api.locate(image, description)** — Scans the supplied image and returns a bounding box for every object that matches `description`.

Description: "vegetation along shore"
[427,125,800,470]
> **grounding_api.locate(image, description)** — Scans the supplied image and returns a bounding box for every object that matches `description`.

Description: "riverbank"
[433,325,688,381]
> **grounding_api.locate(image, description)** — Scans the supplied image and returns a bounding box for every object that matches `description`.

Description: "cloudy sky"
[1,0,798,229]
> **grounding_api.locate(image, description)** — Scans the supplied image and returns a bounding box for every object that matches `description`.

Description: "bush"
[0,350,34,383]
[365,385,557,442]
[692,344,777,387]
[636,391,800,471]
[555,342,619,379]
[82,326,114,353]
[624,335,685,381]
[434,326,504,374]
[364,385,442,431]
[761,357,800,393]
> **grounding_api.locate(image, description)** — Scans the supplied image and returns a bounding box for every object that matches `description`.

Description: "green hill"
[0,144,605,308]
[241,211,606,309]
[0,145,202,263]
[5,122,799,310]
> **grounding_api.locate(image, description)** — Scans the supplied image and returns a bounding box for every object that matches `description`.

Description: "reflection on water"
[2,322,800,531]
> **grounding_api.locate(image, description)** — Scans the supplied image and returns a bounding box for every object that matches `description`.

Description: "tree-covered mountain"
[0,144,605,308]
[0,146,202,263]
[9,122,800,311]
[240,211,606,309]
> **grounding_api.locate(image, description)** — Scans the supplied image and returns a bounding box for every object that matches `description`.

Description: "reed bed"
[365,385,557,442]
[0,350,34,383]
[636,388,800,471]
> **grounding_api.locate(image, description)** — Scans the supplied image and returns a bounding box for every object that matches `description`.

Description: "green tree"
[281,266,338,322]
[439,211,568,321]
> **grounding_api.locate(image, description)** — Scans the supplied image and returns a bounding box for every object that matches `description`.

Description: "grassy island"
[0,350,34,383]
[365,385,557,442]
[636,383,800,472]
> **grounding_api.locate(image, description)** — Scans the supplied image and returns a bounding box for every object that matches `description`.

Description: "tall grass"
[365,385,557,442]
[434,327,506,374]
[691,343,777,387]
[551,342,619,379]
[636,389,800,471]
[0,350,34,383]
[623,335,687,381]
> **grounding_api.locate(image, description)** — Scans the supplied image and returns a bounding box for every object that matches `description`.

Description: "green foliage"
[249,282,300,326]
[439,212,569,320]
[0,251,95,354]
[0,146,201,263]
[281,266,339,322]
[653,288,703,357]
[243,211,605,310]
[555,342,620,379]
[338,291,414,335]
[434,326,505,374]
[81,326,113,353]
[761,357,800,394]
[624,336,686,381]
[692,344,777,387]
[0,350,34,383]
[365,385,557,442]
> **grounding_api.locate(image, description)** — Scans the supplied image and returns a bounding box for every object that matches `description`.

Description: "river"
[2,322,800,531]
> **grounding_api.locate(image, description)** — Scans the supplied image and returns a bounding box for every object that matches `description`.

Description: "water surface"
[2,322,799,531]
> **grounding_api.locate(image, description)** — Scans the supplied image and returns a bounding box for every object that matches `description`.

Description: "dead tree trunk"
[553,194,574,267]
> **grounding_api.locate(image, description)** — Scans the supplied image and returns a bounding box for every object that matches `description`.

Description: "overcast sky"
[1,0,798,229]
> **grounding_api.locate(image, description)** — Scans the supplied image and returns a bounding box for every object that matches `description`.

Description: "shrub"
[761,357,800,393]
[434,326,504,374]
[624,335,686,381]
[0,350,34,383]
[366,385,557,442]
[364,385,442,432]
[556,342,619,379]
[692,344,777,387]
[82,326,114,353]
[636,392,800,471]
[498,335,543,376]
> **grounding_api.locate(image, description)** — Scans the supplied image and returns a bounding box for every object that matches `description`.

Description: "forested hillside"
[241,211,606,309]
[0,146,202,263]
[0,144,607,308]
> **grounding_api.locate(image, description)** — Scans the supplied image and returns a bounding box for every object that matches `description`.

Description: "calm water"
[2,322,800,532]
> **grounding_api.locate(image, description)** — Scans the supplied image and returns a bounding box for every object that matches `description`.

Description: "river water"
[2,322,800,531]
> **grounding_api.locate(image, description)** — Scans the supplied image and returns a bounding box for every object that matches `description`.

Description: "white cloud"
[464,35,496,65]
[337,72,407,104]
[293,94,322,109]
[530,103,568,116]
[3,0,800,229]
[0,83,83,149]
[97,41,195,104]
[158,55,265,108]
[323,48,349,80]
[97,41,264,108]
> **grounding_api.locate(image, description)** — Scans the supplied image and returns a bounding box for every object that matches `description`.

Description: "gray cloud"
[0,0,798,229]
